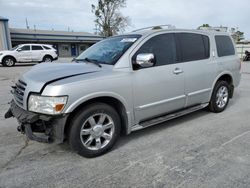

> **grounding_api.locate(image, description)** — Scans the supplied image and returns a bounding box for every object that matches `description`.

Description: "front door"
[17,45,32,62]
[132,33,186,123]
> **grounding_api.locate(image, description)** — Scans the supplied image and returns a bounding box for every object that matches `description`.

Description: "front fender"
[64,92,133,133]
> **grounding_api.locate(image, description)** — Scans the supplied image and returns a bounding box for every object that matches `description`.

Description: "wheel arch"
[210,72,234,99]
[2,55,17,63]
[64,95,131,140]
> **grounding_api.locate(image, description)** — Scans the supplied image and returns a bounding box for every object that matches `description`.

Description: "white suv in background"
[0,44,58,67]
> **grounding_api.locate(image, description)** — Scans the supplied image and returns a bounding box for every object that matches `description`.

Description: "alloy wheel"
[80,113,115,151]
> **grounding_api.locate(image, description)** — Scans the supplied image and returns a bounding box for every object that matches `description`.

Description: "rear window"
[43,46,51,50]
[215,35,235,57]
[177,33,210,62]
[32,45,43,50]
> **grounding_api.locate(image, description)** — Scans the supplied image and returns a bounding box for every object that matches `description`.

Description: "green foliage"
[92,0,130,37]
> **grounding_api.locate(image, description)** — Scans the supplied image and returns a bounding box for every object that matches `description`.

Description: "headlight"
[0,53,3,56]
[28,95,68,115]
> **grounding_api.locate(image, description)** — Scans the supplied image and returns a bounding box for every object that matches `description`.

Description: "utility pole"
[25,18,29,29]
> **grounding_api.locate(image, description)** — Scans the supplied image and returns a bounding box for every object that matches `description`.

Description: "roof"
[9,28,104,43]
[10,28,102,38]
[0,16,9,21]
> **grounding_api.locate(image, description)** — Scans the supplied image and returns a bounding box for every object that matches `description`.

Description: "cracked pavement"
[0,61,250,188]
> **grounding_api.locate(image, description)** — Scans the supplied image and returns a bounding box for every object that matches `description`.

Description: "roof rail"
[132,25,175,32]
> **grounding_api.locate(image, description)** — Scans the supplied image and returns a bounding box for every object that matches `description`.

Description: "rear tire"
[2,57,15,67]
[208,81,230,113]
[42,55,53,63]
[68,103,121,158]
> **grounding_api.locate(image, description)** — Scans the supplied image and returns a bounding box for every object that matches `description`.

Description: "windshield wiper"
[74,58,102,68]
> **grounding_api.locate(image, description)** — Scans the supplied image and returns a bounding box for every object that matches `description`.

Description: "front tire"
[68,103,121,158]
[2,57,15,67]
[208,81,230,113]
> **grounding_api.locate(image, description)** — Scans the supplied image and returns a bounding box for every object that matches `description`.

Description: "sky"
[0,0,249,39]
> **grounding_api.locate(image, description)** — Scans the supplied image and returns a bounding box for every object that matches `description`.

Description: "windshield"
[11,45,20,51]
[76,34,141,65]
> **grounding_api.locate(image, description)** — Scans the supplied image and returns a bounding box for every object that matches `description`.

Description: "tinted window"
[19,45,30,51]
[134,33,176,67]
[215,35,235,57]
[32,45,43,50]
[177,33,210,62]
[43,46,51,50]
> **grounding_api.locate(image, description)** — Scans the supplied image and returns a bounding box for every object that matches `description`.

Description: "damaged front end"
[5,100,68,144]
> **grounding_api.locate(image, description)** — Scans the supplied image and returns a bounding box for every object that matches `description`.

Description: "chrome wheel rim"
[44,58,52,62]
[80,113,114,151]
[5,59,14,66]
[216,86,229,108]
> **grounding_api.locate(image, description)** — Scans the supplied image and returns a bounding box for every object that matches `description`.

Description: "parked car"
[5,28,241,157]
[0,44,58,67]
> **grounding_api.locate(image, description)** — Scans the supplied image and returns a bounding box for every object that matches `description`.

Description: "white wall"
[236,44,250,59]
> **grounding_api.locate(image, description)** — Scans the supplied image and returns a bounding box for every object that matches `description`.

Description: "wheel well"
[43,55,53,59]
[64,97,129,139]
[216,74,234,98]
[3,55,17,62]
[217,74,233,86]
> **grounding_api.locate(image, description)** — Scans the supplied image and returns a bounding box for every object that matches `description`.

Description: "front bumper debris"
[5,100,68,143]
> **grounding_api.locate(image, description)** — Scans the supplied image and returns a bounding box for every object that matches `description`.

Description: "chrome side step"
[131,103,208,132]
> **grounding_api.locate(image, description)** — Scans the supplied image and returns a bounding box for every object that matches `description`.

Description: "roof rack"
[132,25,175,32]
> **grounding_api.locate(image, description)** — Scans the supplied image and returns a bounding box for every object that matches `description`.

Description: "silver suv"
[5,28,241,157]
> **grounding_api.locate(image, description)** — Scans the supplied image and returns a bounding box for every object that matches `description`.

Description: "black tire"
[42,55,53,63]
[208,81,230,113]
[68,103,121,158]
[2,56,15,67]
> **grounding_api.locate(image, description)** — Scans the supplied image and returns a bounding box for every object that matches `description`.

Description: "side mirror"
[17,49,22,52]
[135,53,155,68]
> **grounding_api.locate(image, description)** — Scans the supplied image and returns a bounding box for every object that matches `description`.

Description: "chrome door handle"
[173,68,183,75]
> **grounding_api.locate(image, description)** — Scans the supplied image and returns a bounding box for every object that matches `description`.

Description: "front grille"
[13,80,27,106]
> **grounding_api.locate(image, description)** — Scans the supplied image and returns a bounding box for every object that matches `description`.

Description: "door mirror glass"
[135,53,155,68]
[17,48,22,52]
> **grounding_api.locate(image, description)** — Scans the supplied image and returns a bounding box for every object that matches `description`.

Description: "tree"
[92,0,130,37]
[197,24,211,29]
[230,28,244,42]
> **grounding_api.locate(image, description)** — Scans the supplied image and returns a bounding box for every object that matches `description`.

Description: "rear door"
[31,45,45,61]
[132,33,186,123]
[176,32,217,107]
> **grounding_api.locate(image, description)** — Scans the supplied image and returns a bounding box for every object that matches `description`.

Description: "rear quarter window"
[215,35,235,57]
[43,46,51,50]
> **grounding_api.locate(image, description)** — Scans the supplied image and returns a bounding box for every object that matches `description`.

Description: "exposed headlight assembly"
[28,94,68,115]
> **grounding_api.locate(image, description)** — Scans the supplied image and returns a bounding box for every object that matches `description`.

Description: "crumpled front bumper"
[5,100,68,143]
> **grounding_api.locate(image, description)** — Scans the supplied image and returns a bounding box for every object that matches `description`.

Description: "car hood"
[0,50,11,54]
[21,62,107,93]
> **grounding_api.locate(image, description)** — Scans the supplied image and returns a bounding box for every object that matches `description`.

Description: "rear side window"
[43,46,51,50]
[215,35,235,57]
[32,45,43,50]
[134,33,177,66]
[177,33,210,62]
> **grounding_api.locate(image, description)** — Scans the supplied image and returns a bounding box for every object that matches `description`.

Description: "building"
[0,16,104,57]
[0,16,12,50]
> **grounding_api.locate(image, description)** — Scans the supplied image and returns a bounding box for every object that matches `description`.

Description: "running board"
[131,103,208,132]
